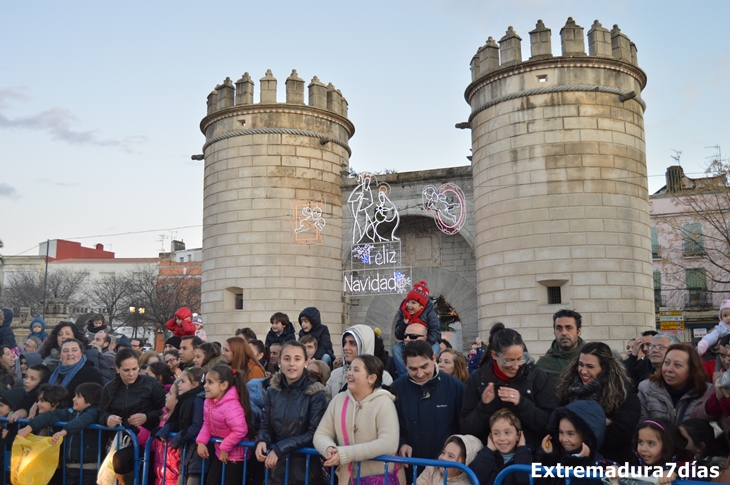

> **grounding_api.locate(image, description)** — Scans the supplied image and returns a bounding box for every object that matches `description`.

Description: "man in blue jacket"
[392,340,465,479]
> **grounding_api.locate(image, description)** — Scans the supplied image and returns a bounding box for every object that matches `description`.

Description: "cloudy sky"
[1,1,728,257]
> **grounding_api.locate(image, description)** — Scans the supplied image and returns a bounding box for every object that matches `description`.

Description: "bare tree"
[125,265,201,334]
[0,267,88,314]
[85,273,132,330]
[653,160,730,308]
[0,270,44,314]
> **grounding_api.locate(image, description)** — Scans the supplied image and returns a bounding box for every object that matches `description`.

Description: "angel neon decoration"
[422,183,466,235]
[291,199,326,245]
[348,172,400,244]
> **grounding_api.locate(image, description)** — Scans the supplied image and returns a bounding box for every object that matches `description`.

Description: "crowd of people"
[0,285,728,485]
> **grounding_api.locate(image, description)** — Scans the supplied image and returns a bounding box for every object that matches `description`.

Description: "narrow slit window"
[538,75,548,83]
[547,286,562,304]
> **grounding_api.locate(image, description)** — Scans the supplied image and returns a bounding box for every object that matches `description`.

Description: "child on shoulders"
[393,280,441,377]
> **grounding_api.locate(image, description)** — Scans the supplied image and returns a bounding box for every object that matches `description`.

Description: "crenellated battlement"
[205,69,349,119]
[470,17,640,82]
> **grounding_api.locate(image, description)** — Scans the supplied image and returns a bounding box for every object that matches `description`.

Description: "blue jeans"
[321,353,332,365]
[392,341,441,378]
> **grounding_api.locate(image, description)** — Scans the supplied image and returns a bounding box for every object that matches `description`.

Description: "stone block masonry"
[200,70,354,345]
[465,17,653,354]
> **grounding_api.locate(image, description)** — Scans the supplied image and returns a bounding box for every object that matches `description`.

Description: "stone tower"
[199,70,354,341]
[465,18,653,351]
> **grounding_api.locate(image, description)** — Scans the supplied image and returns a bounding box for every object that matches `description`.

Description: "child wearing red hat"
[391,280,442,378]
[165,307,196,337]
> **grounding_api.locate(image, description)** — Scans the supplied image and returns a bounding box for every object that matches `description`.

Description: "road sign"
[660,321,685,331]
[659,316,685,322]
[658,311,683,316]
[693,328,708,338]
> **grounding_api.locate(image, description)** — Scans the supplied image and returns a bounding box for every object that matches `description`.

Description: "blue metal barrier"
[493,463,724,485]
[0,417,140,485]
[142,435,480,485]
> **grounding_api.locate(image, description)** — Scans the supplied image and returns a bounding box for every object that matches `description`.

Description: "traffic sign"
[660,321,685,331]
[659,316,685,322]
[658,311,683,316]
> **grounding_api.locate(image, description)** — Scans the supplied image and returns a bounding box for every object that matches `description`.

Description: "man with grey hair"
[627,333,679,386]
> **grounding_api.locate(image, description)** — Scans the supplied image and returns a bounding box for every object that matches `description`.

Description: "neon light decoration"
[291,199,326,245]
[343,240,411,295]
[422,183,466,235]
[348,172,400,244]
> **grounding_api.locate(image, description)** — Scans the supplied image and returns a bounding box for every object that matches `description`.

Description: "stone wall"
[466,18,655,353]
[200,70,354,342]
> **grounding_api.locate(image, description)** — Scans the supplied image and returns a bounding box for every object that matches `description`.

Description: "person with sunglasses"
[385,323,428,380]
[459,322,559,449]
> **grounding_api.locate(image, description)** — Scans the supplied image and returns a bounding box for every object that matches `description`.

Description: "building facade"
[200,17,657,353]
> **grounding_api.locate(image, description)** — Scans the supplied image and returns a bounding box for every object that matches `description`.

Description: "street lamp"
[129,305,146,338]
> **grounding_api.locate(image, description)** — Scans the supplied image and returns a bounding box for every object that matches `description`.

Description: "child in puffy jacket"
[27,317,49,343]
[297,307,335,365]
[153,381,181,485]
[196,365,253,485]
[165,308,196,338]
[698,299,730,356]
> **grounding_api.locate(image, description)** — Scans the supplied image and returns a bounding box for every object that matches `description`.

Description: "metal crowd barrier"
[493,463,723,485]
[142,433,480,485]
[0,417,140,485]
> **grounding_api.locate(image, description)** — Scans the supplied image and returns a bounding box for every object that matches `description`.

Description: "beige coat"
[314,388,399,484]
[417,434,483,485]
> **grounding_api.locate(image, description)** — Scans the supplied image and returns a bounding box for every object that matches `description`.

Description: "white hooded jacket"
[326,324,393,397]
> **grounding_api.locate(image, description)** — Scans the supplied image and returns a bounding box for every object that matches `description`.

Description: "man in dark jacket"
[536,309,585,387]
[0,308,18,349]
[297,307,335,365]
[392,340,465,476]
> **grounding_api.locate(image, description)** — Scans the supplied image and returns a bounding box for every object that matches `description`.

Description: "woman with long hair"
[99,348,166,485]
[222,337,266,381]
[459,322,559,449]
[639,344,712,424]
[554,341,640,462]
[314,354,400,485]
[193,342,228,372]
[438,348,469,384]
[39,321,86,370]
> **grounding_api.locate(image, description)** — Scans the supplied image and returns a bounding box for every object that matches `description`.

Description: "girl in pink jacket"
[196,365,254,485]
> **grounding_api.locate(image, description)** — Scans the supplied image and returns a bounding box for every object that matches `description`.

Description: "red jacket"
[165,308,196,337]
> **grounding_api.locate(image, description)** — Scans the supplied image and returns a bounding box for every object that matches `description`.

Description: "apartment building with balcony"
[650,165,730,344]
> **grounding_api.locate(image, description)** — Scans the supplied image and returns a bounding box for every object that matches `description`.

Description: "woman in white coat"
[314,354,400,484]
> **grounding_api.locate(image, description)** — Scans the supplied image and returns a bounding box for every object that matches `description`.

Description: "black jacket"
[255,372,329,485]
[297,307,335,362]
[460,359,559,449]
[158,388,206,474]
[99,374,166,434]
[29,405,101,463]
[51,361,104,396]
[265,324,296,348]
[624,354,655,388]
[599,385,641,463]
[469,445,532,485]
[0,309,17,348]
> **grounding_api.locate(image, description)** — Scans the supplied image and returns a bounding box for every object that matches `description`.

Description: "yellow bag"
[10,434,63,485]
